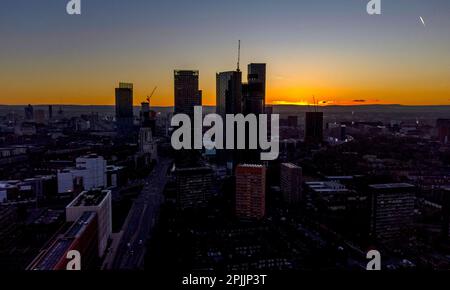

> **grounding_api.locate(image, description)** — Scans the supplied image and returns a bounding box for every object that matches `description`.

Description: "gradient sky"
[1,0,449,106]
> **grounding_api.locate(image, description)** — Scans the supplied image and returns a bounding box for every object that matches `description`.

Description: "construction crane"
[146,86,157,103]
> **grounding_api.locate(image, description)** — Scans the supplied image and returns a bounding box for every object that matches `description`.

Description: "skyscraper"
[235,164,266,220]
[115,82,134,135]
[280,163,303,204]
[305,112,324,144]
[174,70,201,119]
[48,105,53,120]
[244,63,266,115]
[216,71,243,118]
[216,71,243,167]
[242,63,267,163]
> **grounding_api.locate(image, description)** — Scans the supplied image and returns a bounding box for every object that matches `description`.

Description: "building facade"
[235,164,266,220]
[66,189,112,257]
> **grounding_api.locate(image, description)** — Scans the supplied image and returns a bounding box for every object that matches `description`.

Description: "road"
[111,157,172,270]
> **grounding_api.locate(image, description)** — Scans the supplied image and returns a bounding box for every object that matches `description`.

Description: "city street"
[111,157,172,270]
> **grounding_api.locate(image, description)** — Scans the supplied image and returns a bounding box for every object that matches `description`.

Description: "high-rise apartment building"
[235,164,266,220]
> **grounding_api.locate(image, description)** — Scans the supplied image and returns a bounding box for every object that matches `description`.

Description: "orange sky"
[1,1,449,107]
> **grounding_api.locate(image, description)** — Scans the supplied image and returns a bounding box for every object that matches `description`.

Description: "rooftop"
[33,238,74,270]
[64,211,96,238]
[238,164,265,168]
[281,163,301,169]
[305,181,349,193]
[369,183,415,189]
[30,212,97,270]
[68,189,110,207]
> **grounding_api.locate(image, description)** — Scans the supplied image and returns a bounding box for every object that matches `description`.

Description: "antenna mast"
[237,40,241,72]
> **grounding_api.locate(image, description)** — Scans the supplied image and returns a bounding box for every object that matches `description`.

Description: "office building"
[176,166,213,209]
[235,164,266,220]
[216,71,243,167]
[369,183,415,243]
[66,189,112,257]
[216,71,243,118]
[115,82,134,135]
[280,163,303,204]
[305,112,324,144]
[57,154,106,194]
[174,70,201,119]
[244,63,266,115]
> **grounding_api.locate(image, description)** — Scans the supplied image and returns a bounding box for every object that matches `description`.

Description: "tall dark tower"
[216,71,243,119]
[174,70,201,120]
[244,63,266,115]
[216,71,243,167]
[240,63,267,164]
[305,112,324,144]
[48,105,53,120]
[115,82,134,136]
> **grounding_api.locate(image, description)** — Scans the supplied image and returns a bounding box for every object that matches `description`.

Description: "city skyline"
[1,0,449,106]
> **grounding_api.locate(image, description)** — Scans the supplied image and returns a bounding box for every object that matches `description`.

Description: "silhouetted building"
[305,112,323,144]
[216,71,243,167]
[235,164,266,220]
[115,82,134,135]
[48,105,53,120]
[176,166,213,209]
[369,183,415,243]
[244,63,266,115]
[174,70,201,119]
[437,119,450,144]
[240,64,267,163]
[216,71,243,118]
[24,104,34,121]
[280,163,302,204]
